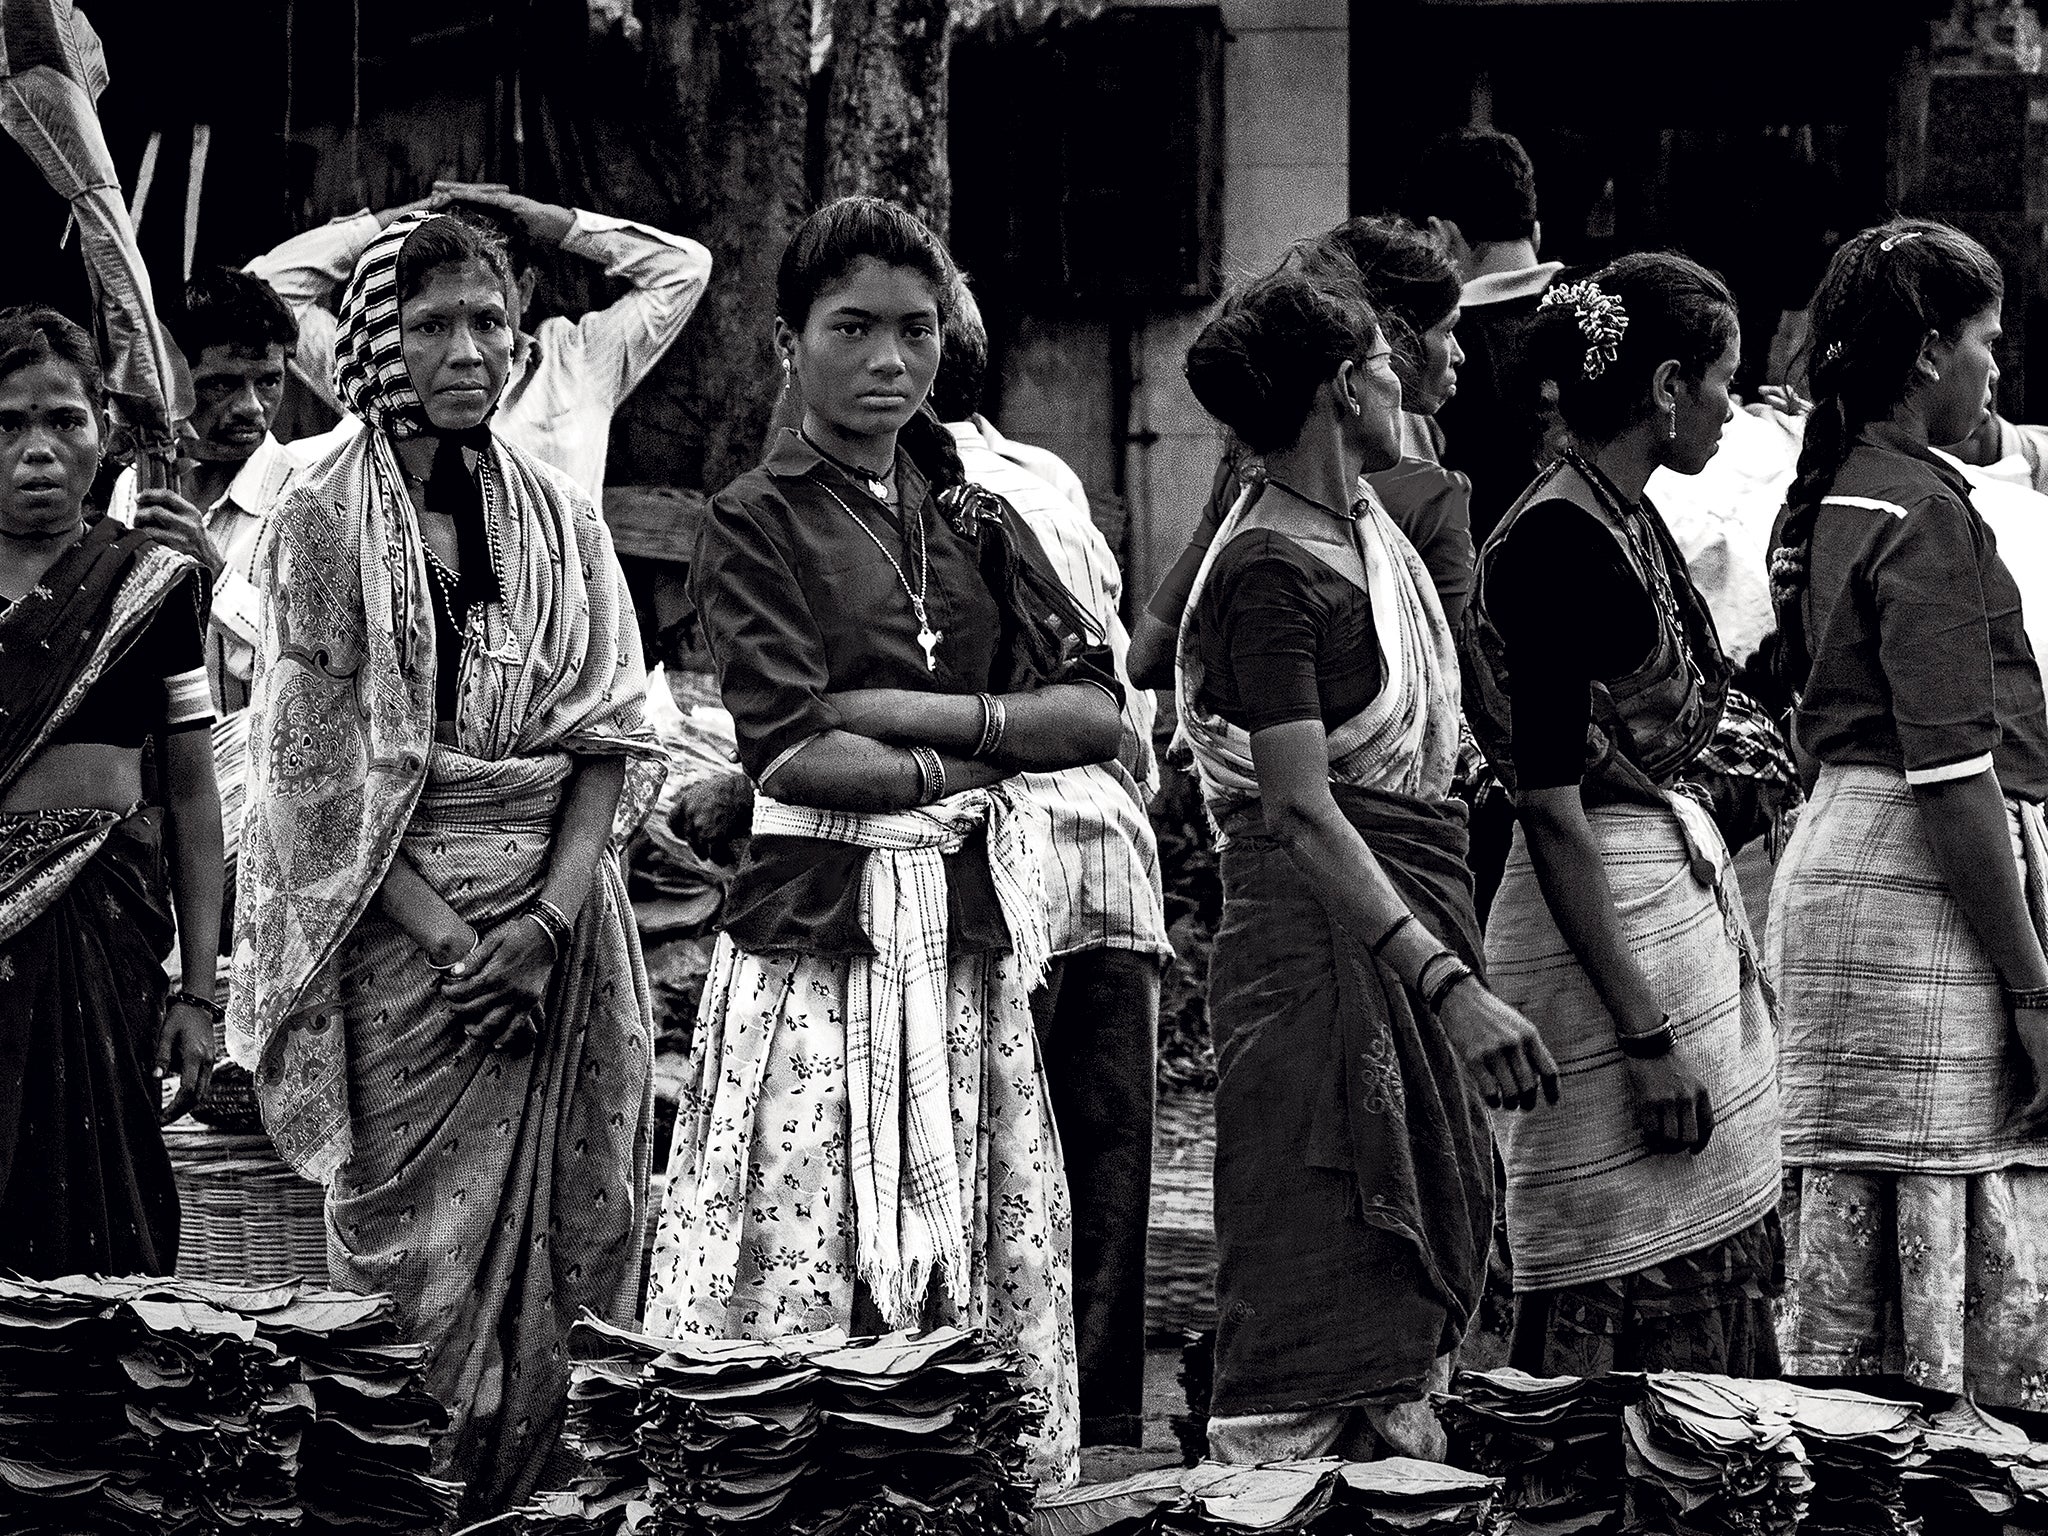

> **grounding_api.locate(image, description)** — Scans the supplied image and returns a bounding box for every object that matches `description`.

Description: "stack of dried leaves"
[1034,1457,1502,1535]
[0,1275,458,1534]
[503,1320,1040,1536]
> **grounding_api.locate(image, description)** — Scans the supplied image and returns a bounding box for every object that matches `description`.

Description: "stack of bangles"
[1367,912,1476,1013]
[907,695,1009,808]
[521,897,573,961]
[2009,984,2048,1013]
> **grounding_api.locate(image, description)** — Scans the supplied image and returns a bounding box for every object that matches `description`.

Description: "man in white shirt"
[248,181,713,499]
[935,284,1171,1450]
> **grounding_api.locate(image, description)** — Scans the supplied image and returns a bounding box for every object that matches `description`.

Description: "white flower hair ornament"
[1541,279,1630,381]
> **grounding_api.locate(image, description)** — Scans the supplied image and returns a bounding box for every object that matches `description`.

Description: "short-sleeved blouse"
[1791,424,2048,800]
[692,429,1120,956]
[1191,528,1382,735]
[4,569,210,748]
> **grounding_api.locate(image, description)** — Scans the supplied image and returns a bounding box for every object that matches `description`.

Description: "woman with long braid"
[1767,220,2048,1411]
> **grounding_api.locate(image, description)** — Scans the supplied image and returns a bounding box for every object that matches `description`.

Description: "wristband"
[2009,985,2048,1012]
[1616,1018,1676,1059]
[1368,913,1418,959]
[1422,955,1475,1014]
[974,694,1004,759]
[167,988,225,1023]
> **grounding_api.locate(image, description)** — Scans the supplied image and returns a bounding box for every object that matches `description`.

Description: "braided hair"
[1769,220,2003,694]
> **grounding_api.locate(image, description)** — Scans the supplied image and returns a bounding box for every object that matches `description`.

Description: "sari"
[0,517,203,1278]
[229,211,665,1517]
[1174,484,1492,1446]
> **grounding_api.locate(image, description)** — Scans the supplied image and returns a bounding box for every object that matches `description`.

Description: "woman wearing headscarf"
[230,212,663,1516]
[0,306,220,1278]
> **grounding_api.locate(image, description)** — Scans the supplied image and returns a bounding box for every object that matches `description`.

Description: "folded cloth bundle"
[1719,1380,1923,1536]
[0,1275,458,1535]
[1031,1457,1502,1535]
[1435,1367,1634,1534]
[509,1318,1041,1536]
[1620,1375,1810,1536]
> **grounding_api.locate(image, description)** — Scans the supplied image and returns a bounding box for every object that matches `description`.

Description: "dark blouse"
[1148,452,1476,632]
[1192,528,1382,734]
[4,571,208,749]
[693,429,1120,956]
[1789,424,2048,800]
[1485,500,1659,792]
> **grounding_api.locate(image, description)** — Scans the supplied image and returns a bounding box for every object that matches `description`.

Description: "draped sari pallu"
[231,423,663,1516]
[1172,486,1493,1420]
[645,783,1081,1491]
[0,518,203,1278]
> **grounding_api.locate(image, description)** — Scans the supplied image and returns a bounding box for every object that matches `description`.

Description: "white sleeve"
[557,210,714,409]
[244,211,380,414]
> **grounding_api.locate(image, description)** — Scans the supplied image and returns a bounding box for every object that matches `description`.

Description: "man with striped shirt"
[934,284,1171,1450]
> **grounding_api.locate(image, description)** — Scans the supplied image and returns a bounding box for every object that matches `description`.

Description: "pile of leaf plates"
[1720,1380,1923,1536]
[1033,1456,1501,1535]
[1435,1366,1634,1534]
[1620,1374,1810,1536]
[0,1274,458,1534]
[508,1317,1040,1536]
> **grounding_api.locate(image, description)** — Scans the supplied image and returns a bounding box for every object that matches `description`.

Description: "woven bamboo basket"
[163,1121,330,1287]
[1146,1087,1216,1339]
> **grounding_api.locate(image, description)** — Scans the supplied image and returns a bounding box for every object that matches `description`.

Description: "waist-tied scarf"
[1174,481,1461,823]
[750,783,1050,1325]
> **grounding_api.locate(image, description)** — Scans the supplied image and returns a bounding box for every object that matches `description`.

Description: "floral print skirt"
[1781,1165,2048,1411]
[643,938,1080,1489]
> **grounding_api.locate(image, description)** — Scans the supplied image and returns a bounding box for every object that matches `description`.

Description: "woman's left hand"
[157,1001,217,1124]
[438,916,556,1051]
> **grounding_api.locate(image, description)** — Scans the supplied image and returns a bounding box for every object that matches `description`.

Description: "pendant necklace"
[800,427,895,504]
[815,478,943,670]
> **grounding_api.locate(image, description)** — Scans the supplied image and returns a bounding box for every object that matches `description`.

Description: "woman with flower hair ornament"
[1462,252,1786,1377]
[1765,220,2048,1413]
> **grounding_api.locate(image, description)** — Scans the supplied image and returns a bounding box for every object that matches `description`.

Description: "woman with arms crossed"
[646,197,1121,1489]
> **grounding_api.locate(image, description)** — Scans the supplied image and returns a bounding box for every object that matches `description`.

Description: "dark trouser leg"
[1031,946,1159,1447]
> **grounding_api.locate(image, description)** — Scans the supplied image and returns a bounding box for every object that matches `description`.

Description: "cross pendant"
[917,625,942,672]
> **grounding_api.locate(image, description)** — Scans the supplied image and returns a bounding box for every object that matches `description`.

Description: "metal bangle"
[1368,913,1418,959]
[2009,985,2048,1012]
[520,911,565,961]
[1422,955,1475,1014]
[424,936,478,974]
[985,694,1008,758]
[909,745,946,805]
[530,897,573,946]
[1616,1018,1676,1059]
[167,988,225,1023]
[974,693,1000,758]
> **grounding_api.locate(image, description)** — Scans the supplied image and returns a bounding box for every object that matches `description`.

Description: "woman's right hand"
[1625,1052,1716,1154]
[1438,980,1560,1113]
[2008,1006,2048,1138]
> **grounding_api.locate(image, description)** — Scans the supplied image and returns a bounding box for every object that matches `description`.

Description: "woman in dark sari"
[1175,263,1556,1462]
[0,306,220,1277]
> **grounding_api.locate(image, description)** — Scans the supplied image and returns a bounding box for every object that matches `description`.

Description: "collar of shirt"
[1853,419,1977,503]
[215,432,303,518]
[1460,261,1564,309]
[761,426,928,507]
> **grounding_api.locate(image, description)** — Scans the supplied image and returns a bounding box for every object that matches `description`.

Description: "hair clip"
[1879,229,1924,254]
[1540,279,1630,380]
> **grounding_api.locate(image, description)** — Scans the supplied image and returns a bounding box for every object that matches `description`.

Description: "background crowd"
[4,108,2048,1525]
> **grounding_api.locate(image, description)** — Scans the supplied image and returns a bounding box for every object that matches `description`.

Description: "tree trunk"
[821,0,954,239]
[564,0,813,497]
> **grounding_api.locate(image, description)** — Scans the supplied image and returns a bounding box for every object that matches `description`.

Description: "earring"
[1665,402,1677,441]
